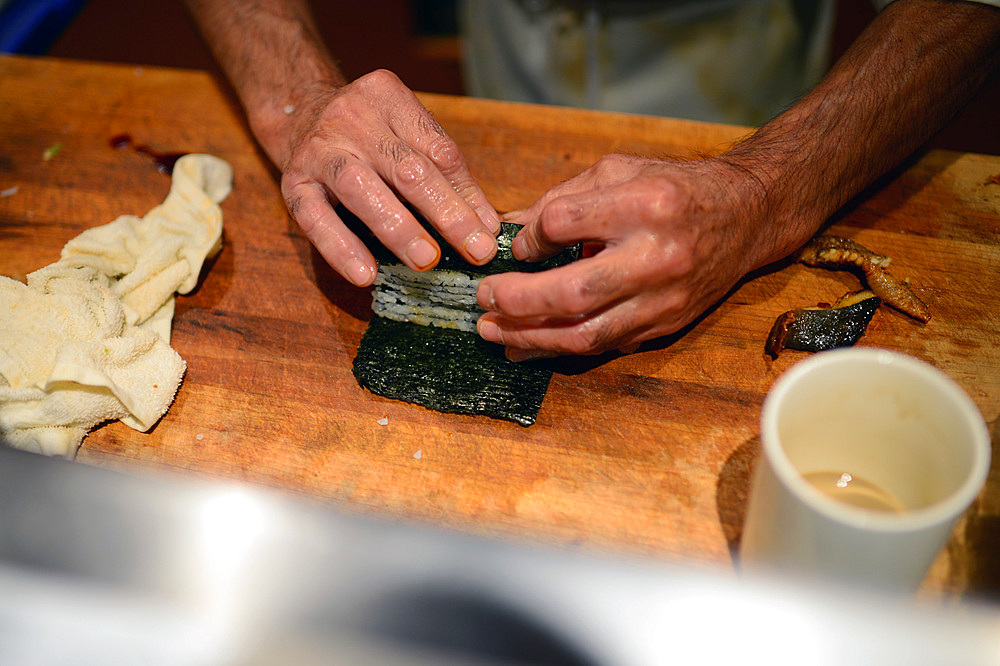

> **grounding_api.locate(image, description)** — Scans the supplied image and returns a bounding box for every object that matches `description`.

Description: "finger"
[511,185,626,261]
[392,102,502,235]
[367,131,498,266]
[503,163,611,259]
[314,154,445,272]
[476,305,643,357]
[477,246,642,319]
[285,182,378,286]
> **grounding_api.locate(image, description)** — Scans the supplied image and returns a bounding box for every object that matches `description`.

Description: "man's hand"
[280,70,500,286]
[477,0,1000,360]
[184,0,499,287]
[475,155,770,359]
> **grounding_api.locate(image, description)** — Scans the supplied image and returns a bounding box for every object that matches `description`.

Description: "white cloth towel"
[0,154,233,458]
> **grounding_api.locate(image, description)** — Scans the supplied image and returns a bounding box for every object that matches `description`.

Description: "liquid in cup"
[801,470,906,513]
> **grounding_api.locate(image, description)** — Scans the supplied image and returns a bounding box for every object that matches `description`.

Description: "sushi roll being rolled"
[352,220,580,426]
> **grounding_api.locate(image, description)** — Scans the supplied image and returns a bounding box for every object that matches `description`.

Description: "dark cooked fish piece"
[765,290,881,359]
[798,235,930,322]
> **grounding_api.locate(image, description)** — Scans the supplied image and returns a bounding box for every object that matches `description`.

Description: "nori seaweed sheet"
[352,220,580,426]
[354,317,551,426]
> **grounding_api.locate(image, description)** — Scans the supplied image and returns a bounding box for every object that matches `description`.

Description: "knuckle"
[295,199,329,235]
[358,68,402,92]
[592,153,629,177]
[559,274,601,314]
[523,231,545,257]
[488,281,519,313]
[426,137,463,170]
[375,137,411,165]
[643,177,684,218]
[392,150,429,186]
[284,194,304,218]
[415,110,448,138]
[564,325,605,355]
[324,154,348,178]
[659,240,695,278]
[599,153,629,169]
[452,178,479,201]
[562,336,590,355]
[537,200,574,239]
[577,316,630,355]
[657,287,691,319]
[331,160,367,192]
[326,97,365,130]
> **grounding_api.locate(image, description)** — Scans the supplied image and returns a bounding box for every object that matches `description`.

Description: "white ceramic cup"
[739,348,991,592]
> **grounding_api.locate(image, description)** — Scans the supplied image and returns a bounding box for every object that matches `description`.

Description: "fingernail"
[406,238,439,269]
[477,319,503,344]
[464,230,496,263]
[507,348,557,362]
[501,209,524,222]
[343,257,374,286]
[478,206,502,235]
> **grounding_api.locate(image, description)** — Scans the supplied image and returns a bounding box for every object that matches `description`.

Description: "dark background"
[42,0,1000,155]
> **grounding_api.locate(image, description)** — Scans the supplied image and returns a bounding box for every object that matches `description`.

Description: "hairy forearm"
[725,0,1000,268]
[183,0,345,166]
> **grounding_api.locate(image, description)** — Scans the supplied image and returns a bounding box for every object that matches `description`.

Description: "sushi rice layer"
[372,265,483,332]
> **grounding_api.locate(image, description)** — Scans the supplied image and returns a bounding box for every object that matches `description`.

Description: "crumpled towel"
[0,154,233,458]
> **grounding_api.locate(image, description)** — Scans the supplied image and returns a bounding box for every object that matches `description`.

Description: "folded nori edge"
[353,221,580,426]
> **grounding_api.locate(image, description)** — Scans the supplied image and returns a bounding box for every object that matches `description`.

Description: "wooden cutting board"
[2,55,999,598]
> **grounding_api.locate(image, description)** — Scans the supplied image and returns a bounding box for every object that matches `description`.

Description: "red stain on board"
[109,134,185,175]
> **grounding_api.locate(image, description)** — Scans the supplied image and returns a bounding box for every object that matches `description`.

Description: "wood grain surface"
[2,55,999,599]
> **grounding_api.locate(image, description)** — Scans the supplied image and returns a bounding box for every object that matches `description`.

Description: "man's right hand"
[278,69,500,286]
[184,0,500,286]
